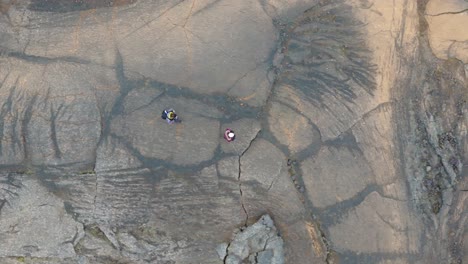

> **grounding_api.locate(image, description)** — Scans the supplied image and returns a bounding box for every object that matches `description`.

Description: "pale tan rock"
[227,62,273,107]
[111,95,221,166]
[0,58,105,167]
[240,139,323,263]
[119,0,277,96]
[352,102,397,185]
[240,139,286,193]
[261,0,315,20]
[1,0,277,104]
[425,0,468,62]
[268,102,321,155]
[381,179,409,201]
[0,177,84,258]
[329,192,421,254]
[274,84,378,141]
[301,146,374,208]
[426,0,468,15]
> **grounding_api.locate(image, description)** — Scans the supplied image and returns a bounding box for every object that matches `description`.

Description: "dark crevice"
[97,48,132,149]
[49,104,65,159]
[20,93,38,164]
[425,8,468,17]
[0,79,16,155]
[237,130,261,227]
[0,48,91,65]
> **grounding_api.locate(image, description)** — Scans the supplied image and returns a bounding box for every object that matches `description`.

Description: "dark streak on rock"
[49,104,65,159]
[28,0,137,13]
[425,8,468,17]
[0,79,16,155]
[238,130,261,226]
[1,48,91,65]
[20,93,38,164]
[314,184,378,227]
[279,0,376,106]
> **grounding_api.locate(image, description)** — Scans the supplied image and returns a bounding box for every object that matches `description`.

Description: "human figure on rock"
[224,128,235,142]
[161,108,179,124]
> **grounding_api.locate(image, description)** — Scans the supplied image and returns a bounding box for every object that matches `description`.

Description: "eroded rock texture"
[219,214,284,264]
[0,0,466,263]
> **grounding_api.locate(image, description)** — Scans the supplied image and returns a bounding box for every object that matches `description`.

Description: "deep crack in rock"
[237,130,261,226]
[220,214,284,264]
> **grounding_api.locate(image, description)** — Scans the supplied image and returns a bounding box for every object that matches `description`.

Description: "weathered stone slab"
[0,176,84,258]
[111,95,220,165]
[328,192,421,254]
[300,146,374,208]
[239,139,323,263]
[118,0,277,96]
[95,136,142,172]
[221,118,261,155]
[268,102,321,155]
[426,0,468,63]
[352,102,397,185]
[0,58,109,167]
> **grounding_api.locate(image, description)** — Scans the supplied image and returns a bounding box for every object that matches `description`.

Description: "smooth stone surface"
[118,0,277,95]
[111,95,221,165]
[426,0,468,14]
[0,0,465,263]
[328,192,421,253]
[0,176,84,258]
[262,0,318,21]
[239,139,320,263]
[226,62,273,107]
[352,102,397,185]
[426,0,468,63]
[240,139,286,191]
[95,136,142,172]
[0,58,104,167]
[221,118,261,155]
[268,102,321,154]
[300,146,374,208]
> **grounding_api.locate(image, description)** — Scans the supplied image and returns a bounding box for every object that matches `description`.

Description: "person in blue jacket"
[161,108,178,124]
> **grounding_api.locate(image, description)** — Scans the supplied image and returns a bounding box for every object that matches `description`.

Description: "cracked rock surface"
[219,214,284,264]
[0,0,466,263]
